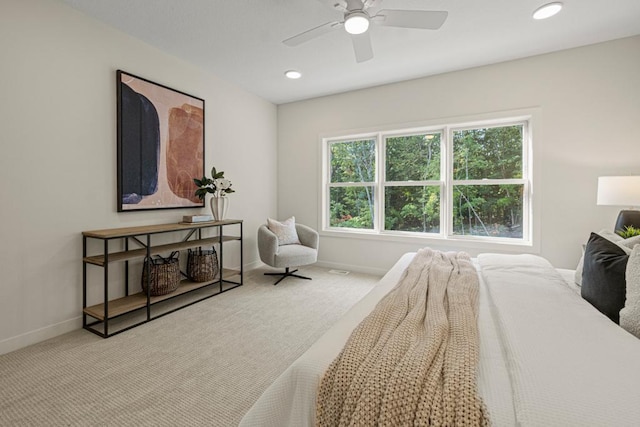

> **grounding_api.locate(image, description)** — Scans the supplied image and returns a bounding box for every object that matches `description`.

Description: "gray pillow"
[620,234,640,249]
[267,216,301,246]
[620,245,640,338]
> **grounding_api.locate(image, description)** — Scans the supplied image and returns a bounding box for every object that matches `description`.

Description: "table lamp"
[597,176,640,233]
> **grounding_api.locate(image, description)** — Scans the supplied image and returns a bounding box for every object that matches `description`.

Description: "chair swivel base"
[264,267,312,286]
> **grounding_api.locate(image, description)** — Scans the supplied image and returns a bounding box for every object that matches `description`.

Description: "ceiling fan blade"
[375,10,448,30]
[283,21,341,47]
[351,32,373,63]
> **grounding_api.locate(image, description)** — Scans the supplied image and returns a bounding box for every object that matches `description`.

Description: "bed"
[240,250,640,426]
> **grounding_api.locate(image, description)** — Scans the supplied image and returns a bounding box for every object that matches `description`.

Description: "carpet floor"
[0,265,380,426]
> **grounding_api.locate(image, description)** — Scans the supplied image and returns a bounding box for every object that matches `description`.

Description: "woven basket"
[141,254,181,296]
[187,247,219,282]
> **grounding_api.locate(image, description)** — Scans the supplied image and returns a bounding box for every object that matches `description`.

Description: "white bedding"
[240,253,640,426]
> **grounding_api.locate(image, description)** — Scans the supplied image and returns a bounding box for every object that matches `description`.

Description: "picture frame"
[117,70,205,211]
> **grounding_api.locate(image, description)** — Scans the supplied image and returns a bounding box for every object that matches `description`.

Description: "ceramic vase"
[210,196,229,221]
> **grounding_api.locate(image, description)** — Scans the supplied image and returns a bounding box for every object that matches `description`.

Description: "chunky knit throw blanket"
[316,248,490,427]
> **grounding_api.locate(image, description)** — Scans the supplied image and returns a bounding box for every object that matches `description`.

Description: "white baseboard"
[315,260,387,276]
[243,260,263,271]
[0,316,82,356]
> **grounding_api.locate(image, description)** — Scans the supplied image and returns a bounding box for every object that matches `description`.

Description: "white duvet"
[240,253,640,426]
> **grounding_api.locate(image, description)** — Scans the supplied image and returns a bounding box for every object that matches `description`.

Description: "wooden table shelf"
[82,220,243,338]
[83,269,241,321]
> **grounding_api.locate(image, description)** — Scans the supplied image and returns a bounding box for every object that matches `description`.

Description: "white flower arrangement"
[194,167,235,200]
[214,178,232,193]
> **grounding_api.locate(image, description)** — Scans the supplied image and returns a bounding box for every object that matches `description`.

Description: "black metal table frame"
[82,221,243,338]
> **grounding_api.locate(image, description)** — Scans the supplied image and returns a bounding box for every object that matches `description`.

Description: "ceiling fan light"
[284,70,302,79]
[533,2,563,20]
[344,12,370,35]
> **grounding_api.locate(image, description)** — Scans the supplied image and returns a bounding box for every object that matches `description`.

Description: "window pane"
[385,186,440,233]
[329,186,375,229]
[453,125,523,180]
[330,139,375,183]
[452,185,524,238]
[386,133,441,181]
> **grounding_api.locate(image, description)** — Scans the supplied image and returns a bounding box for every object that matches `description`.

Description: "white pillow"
[574,244,585,286]
[267,216,300,246]
[620,245,640,338]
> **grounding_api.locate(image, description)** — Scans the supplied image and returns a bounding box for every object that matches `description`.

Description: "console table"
[82,219,243,338]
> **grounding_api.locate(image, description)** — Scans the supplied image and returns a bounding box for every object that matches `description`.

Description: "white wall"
[277,35,640,274]
[0,0,277,353]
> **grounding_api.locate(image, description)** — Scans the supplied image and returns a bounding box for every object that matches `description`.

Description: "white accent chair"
[257,223,319,285]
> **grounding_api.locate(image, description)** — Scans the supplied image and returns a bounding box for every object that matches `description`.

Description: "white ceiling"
[60,0,640,105]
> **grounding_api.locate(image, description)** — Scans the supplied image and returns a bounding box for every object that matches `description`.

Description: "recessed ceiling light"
[533,2,563,20]
[344,11,370,35]
[284,70,302,79]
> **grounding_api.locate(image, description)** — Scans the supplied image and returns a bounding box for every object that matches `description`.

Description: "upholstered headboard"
[615,210,640,233]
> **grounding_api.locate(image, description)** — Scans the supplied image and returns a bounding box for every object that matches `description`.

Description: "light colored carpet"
[0,266,380,426]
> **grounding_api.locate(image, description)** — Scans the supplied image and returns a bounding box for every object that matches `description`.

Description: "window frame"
[321,114,533,247]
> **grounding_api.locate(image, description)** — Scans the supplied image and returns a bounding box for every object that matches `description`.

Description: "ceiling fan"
[283,0,448,63]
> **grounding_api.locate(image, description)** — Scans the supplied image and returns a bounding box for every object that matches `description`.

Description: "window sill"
[320,228,534,253]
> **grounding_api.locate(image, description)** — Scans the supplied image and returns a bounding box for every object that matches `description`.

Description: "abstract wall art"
[117,70,205,211]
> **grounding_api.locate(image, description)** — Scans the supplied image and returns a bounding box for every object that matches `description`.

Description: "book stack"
[183,214,214,223]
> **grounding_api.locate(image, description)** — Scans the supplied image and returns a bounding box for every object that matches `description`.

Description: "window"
[328,138,376,230]
[451,125,526,239]
[384,132,442,233]
[323,117,532,244]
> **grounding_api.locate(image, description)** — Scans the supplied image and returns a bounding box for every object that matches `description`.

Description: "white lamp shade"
[597,176,640,206]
